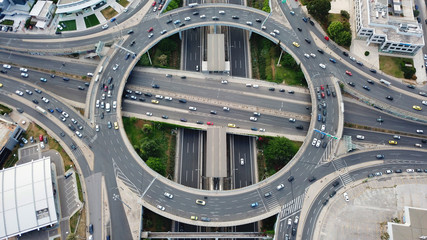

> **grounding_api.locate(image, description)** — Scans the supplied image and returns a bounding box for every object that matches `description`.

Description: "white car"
[356,135,364,140]
[15,90,24,96]
[155,95,164,99]
[223,107,230,111]
[343,192,349,202]
[259,128,266,132]
[316,140,321,148]
[304,53,310,58]
[294,216,299,225]
[102,24,109,30]
[40,142,45,149]
[42,97,49,103]
[112,64,119,71]
[287,218,292,226]
[100,101,105,109]
[96,125,100,132]
[240,158,245,165]
[253,84,259,88]
[321,125,326,131]
[107,90,111,98]
[261,26,266,30]
[319,63,326,69]
[385,170,393,174]
[62,112,69,118]
[273,29,280,34]
[312,138,317,146]
[20,68,28,72]
[157,204,165,211]
[102,93,106,100]
[96,100,100,108]
[416,129,424,134]
[221,80,228,84]
[200,15,206,19]
[148,33,154,38]
[3,64,11,69]
[21,73,29,78]
[406,169,414,173]
[415,143,422,148]
[185,17,191,21]
[75,131,82,138]
[165,96,173,101]
[112,101,117,109]
[289,118,296,122]
[59,116,66,122]
[276,184,284,190]
[349,56,356,61]
[26,90,33,95]
[422,100,427,106]
[253,112,261,116]
[146,112,153,116]
[189,106,197,111]
[270,32,276,37]
[250,117,258,122]
[164,192,173,199]
[310,53,316,58]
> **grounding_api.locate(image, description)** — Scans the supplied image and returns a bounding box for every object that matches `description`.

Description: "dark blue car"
[329,58,336,63]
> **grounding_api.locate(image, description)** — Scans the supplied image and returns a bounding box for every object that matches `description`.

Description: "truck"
[380,79,391,86]
[36,106,47,114]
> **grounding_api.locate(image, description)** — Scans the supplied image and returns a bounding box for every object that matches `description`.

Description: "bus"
[380,79,391,86]
[36,106,47,115]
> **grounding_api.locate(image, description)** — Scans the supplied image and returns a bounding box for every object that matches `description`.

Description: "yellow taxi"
[190,216,198,220]
[151,100,159,104]
[413,105,422,111]
[0,83,3,88]
[292,42,300,47]
[388,140,397,145]
[227,123,236,128]
[114,122,118,130]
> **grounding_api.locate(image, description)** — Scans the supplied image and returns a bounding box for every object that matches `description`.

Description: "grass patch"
[83,14,100,28]
[165,0,182,12]
[379,55,413,79]
[122,117,177,177]
[116,0,130,7]
[250,33,307,86]
[101,6,118,20]
[1,145,19,169]
[0,104,12,115]
[137,34,181,69]
[58,20,77,31]
[70,205,86,237]
[1,19,14,25]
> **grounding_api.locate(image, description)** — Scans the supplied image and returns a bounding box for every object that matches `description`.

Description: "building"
[354,0,424,55]
[0,157,58,239]
[387,206,427,240]
[0,115,25,166]
[29,1,55,29]
[55,0,106,15]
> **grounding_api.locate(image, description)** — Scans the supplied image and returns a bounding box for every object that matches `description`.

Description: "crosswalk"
[340,172,353,185]
[279,193,305,219]
[333,158,347,171]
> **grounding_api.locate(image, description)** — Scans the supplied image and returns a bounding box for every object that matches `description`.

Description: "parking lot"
[317,175,427,240]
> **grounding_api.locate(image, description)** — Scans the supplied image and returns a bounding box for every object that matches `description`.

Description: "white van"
[98,66,104,74]
[106,103,111,112]
[95,75,99,82]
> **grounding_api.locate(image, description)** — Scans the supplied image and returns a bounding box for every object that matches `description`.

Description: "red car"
[207,122,213,125]
[320,85,324,90]
[321,92,325,98]
[104,85,108,92]
[147,27,153,32]
[152,1,156,6]
[345,70,352,76]
[158,4,163,10]
[324,36,329,41]
[39,135,43,141]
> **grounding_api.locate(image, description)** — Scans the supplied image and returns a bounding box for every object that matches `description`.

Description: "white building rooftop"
[0,157,57,239]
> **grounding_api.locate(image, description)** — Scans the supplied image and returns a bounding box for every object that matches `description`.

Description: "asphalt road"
[180,129,202,188]
[232,135,254,189]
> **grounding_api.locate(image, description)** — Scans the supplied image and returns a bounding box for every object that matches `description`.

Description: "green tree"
[336,31,352,47]
[140,138,164,159]
[263,137,298,170]
[402,67,416,79]
[146,157,166,175]
[307,0,331,21]
[262,0,270,12]
[327,21,343,39]
[340,10,350,19]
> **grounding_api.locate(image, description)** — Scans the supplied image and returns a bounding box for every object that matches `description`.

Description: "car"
[386,96,393,101]
[200,15,206,19]
[63,77,70,81]
[270,32,276,37]
[62,112,69,118]
[148,33,154,38]
[71,118,77,124]
[210,110,217,115]
[302,17,307,22]
[155,95,163,99]
[200,217,211,222]
[75,131,82,138]
[318,49,324,54]
[343,192,349,202]
[190,216,198,221]
[288,90,295,94]
[312,138,318,146]
[15,90,24,96]
[152,84,160,89]
[189,106,197,111]
[304,38,311,44]
[21,73,28,78]
[100,112,104,119]
[308,176,316,182]
[290,11,295,15]
[114,122,118,130]
[196,121,203,124]
[388,140,397,145]
[251,202,259,208]
[276,184,284,190]
[332,181,340,187]
[96,125,100,132]
[415,143,422,147]
[196,199,206,205]
[348,82,355,87]
[33,99,39,104]
[324,36,329,41]
[164,192,173,199]
[253,112,261,117]
[17,108,24,113]
[319,63,326,69]
[316,140,321,148]
[192,11,199,15]
[151,100,159,104]
[0,70,6,74]
[250,117,258,122]
[240,158,245,165]
[264,192,272,198]
[407,84,415,89]
[422,101,427,106]
[112,64,119,71]
[2,64,11,69]
[127,30,134,34]
[289,118,296,123]
[146,112,153,116]
[329,58,336,63]
[287,218,292,226]
[406,169,414,173]
[376,154,384,159]
[25,89,33,95]
[288,176,294,182]
[375,172,382,176]
[228,123,236,128]
[160,30,167,35]
[207,122,213,125]
[41,97,49,103]
[110,17,116,22]
[296,125,304,130]
[162,115,168,119]
[413,105,422,111]
[356,61,364,66]
[102,24,109,30]
[107,121,112,129]
[419,92,426,96]
[251,127,258,131]
[363,85,370,91]
[393,135,400,140]
[221,80,228,84]
[416,130,424,134]
[157,205,165,211]
[297,27,302,31]
[292,42,300,47]
[345,70,352,76]
[268,87,275,91]
[367,79,374,84]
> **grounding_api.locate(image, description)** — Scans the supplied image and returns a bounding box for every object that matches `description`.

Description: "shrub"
[340,10,350,19]
[364,51,370,56]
